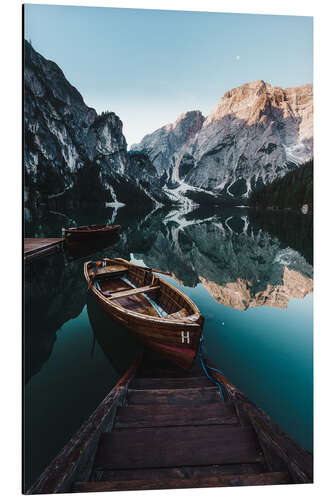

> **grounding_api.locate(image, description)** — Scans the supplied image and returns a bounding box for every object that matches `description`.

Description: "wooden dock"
[27,349,313,494]
[24,238,64,262]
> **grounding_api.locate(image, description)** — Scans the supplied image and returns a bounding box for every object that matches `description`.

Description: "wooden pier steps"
[73,471,291,492]
[95,425,263,470]
[91,462,267,481]
[130,376,214,389]
[72,351,294,493]
[126,386,223,405]
[27,348,312,494]
[114,403,238,428]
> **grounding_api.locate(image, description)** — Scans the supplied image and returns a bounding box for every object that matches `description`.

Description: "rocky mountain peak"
[24,40,97,126]
[131,110,205,176]
[24,41,313,210]
[86,111,127,162]
[204,80,312,128]
[172,110,205,129]
[24,41,168,209]
[133,80,313,205]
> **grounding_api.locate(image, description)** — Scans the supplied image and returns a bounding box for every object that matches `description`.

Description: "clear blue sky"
[24,5,313,146]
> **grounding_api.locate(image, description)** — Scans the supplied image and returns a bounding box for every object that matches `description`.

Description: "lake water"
[24,205,313,490]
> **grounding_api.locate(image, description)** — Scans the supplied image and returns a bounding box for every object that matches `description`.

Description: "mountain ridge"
[24,41,313,210]
[24,40,169,210]
[132,79,313,205]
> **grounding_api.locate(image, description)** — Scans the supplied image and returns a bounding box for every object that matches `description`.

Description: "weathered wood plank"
[130,376,215,390]
[248,414,287,472]
[24,237,63,255]
[126,387,222,405]
[138,368,199,378]
[73,471,291,492]
[115,403,238,429]
[94,425,263,470]
[95,265,128,277]
[234,401,251,427]
[205,363,313,482]
[108,285,160,299]
[249,413,313,483]
[95,462,267,482]
[24,238,64,261]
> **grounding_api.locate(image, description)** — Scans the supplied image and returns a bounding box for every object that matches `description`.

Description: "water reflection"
[24,205,313,382]
[129,208,313,310]
[24,203,313,488]
[87,294,138,374]
[24,256,138,490]
[24,252,86,382]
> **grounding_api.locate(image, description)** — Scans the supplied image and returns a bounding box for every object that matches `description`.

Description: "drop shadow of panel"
[248,209,313,266]
[86,294,139,376]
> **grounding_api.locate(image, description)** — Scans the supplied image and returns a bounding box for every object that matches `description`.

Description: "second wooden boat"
[84,258,204,370]
[63,224,120,243]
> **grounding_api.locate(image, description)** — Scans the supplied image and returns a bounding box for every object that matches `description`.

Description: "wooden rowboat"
[63,224,120,243]
[84,258,204,370]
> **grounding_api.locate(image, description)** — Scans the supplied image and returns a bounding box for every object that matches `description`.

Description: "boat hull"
[84,260,203,371]
[95,291,202,370]
[65,225,120,243]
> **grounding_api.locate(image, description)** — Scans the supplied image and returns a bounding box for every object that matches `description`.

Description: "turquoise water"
[157,277,313,451]
[24,205,313,490]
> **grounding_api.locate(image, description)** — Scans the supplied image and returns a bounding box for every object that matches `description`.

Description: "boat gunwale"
[84,259,202,327]
[67,224,120,234]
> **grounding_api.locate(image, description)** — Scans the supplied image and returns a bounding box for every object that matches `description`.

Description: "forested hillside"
[249,160,313,212]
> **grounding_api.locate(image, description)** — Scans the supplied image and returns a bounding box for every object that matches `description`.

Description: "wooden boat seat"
[107,285,160,300]
[95,266,128,280]
[102,285,131,297]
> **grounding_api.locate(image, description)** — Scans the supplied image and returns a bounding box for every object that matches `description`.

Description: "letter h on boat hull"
[181,331,190,344]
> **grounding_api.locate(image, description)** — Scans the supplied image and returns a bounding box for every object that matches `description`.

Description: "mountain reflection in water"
[129,208,313,311]
[24,205,313,489]
[25,205,313,300]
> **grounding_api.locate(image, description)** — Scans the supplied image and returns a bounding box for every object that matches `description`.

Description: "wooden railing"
[208,364,313,483]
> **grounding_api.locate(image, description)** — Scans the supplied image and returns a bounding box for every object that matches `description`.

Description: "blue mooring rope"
[199,336,225,402]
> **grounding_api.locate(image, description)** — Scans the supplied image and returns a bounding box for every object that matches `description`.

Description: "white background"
[0,0,331,499]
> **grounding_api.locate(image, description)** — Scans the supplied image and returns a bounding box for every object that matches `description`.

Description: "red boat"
[63,224,120,243]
